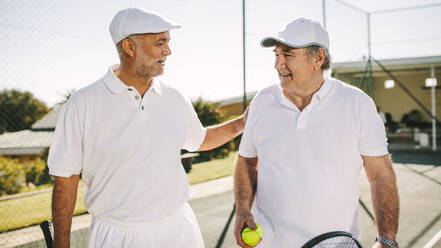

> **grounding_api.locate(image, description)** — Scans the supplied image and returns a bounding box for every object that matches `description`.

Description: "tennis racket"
[39,220,54,248]
[301,231,363,248]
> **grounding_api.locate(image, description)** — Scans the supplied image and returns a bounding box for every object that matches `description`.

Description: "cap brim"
[261,37,304,48]
[260,37,281,47]
[260,37,329,51]
[147,24,181,34]
[115,24,181,44]
[167,24,181,30]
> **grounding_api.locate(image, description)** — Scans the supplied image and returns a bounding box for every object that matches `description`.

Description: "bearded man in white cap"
[49,8,247,248]
[234,18,399,248]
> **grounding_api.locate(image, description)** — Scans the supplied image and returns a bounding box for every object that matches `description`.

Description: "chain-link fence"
[1,0,441,247]
[0,1,239,246]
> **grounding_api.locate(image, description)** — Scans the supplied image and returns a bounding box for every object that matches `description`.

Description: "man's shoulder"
[156,80,179,93]
[252,83,280,103]
[70,78,104,102]
[246,84,280,120]
[61,76,106,113]
[155,80,187,101]
[330,77,371,101]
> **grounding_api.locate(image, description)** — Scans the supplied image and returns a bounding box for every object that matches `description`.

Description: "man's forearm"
[234,156,258,213]
[370,172,399,240]
[198,115,245,151]
[52,175,80,248]
[363,154,399,243]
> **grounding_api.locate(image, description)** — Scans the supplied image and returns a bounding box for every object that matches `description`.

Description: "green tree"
[0,155,49,195]
[190,98,236,162]
[0,156,24,195]
[55,89,75,106]
[192,98,223,126]
[0,89,50,134]
[37,148,54,185]
[21,157,47,186]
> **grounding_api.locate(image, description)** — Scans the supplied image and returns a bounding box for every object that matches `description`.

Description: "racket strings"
[314,235,360,248]
[48,220,54,238]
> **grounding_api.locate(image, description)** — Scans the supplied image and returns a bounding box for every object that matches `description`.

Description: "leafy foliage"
[55,89,75,106]
[37,148,54,185]
[0,156,48,196]
[0,89,49,134]
[21,157,47,187]
[190,98,237,163]
[0,156,23,195]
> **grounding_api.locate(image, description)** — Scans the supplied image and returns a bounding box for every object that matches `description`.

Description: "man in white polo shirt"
[234,18,399,248]
[49,8,247,248]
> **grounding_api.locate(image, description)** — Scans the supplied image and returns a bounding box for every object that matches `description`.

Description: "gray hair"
[115,41,123,58]
[115,34,141,58]
[306,45,331,70]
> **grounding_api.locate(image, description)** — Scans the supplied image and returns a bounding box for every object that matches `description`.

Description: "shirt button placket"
[132,93,143,111]
[297,111,309,130]
[297,113,302,129]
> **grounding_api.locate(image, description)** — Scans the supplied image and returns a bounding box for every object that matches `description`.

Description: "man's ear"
[316,47,326,68]
[121,38,136,58]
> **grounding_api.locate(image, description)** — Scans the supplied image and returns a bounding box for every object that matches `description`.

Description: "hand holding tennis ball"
[241,223,262,246]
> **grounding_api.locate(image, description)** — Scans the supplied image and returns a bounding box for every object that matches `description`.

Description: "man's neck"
[283,73,325,111]
[114,64,153,97]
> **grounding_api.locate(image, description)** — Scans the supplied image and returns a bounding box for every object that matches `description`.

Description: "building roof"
[0,130,53,155]
[215,55,441,109]
[31,105,63,130]
[219,91,257,107]
[333,55,441,74]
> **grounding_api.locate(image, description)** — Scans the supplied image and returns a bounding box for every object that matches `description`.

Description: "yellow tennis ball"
[241,223,262,246]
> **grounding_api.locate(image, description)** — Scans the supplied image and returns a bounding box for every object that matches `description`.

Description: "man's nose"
[275,55,286,70]
[163,44,171,56]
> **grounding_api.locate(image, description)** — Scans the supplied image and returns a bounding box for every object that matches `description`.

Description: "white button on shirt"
[48,65,206,223]
[239,77,388,247]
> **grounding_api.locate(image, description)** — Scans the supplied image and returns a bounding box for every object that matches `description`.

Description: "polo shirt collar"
[277,77,334,110]
[312,77,333,101]
[104,64,162,95]
[150,79,162,95]
[278,85,299,111]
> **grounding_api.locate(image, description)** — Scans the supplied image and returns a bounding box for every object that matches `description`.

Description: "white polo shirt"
[239,77,388,247]
[48,65,206,223]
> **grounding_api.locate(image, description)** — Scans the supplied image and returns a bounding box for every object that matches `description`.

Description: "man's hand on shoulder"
[198,106,250,151]
[241,106,250,127]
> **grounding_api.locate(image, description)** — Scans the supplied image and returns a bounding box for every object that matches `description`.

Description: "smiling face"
[274,43,316,91]
[132,31,171,79]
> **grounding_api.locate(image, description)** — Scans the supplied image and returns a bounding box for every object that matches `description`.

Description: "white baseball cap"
[109,8,181,44]
[261,18,329,51]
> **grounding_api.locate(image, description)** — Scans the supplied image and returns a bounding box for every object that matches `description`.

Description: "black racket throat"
[301,231,363,248]
[40,220,54,248]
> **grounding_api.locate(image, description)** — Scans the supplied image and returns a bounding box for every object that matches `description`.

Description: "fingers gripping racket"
[40,220,54,248]
[301,231,363,248]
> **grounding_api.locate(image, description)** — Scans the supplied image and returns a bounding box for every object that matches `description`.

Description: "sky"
[1,0,441,107]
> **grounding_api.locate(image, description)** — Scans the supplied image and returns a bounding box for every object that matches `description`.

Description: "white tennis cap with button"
[109,7,181,44]
[261,18,329,51]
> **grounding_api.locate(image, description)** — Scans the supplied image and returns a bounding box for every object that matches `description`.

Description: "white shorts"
[88,203,205,248]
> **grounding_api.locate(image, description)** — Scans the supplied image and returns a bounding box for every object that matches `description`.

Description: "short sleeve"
[182,97,207,152]
[239,99,258,158]
[48,99,83,177]
[357,97,388,156]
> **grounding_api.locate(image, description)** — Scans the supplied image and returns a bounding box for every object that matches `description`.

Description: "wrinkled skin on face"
[132,31,171,80]
[273,43,316,91]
